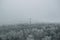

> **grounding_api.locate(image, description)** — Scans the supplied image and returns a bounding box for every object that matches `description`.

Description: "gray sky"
[0,0,60,25]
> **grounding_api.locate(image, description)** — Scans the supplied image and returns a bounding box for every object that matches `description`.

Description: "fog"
[0,0,60,25]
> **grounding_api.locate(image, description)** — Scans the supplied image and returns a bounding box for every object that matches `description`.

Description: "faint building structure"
[27,34,34,40]
[42,36,51,40]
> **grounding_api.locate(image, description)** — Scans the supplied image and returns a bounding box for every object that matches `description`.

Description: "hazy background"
[0,0,60,25]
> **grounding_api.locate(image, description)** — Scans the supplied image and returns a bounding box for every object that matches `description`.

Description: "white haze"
[0,0,60,25]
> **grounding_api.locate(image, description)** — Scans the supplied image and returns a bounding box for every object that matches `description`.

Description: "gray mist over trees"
[0,0,60,25]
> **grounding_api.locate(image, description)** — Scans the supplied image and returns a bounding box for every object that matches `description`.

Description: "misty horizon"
[0,0,60,25]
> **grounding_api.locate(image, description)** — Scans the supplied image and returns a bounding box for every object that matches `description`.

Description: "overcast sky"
[0,0,60,25]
